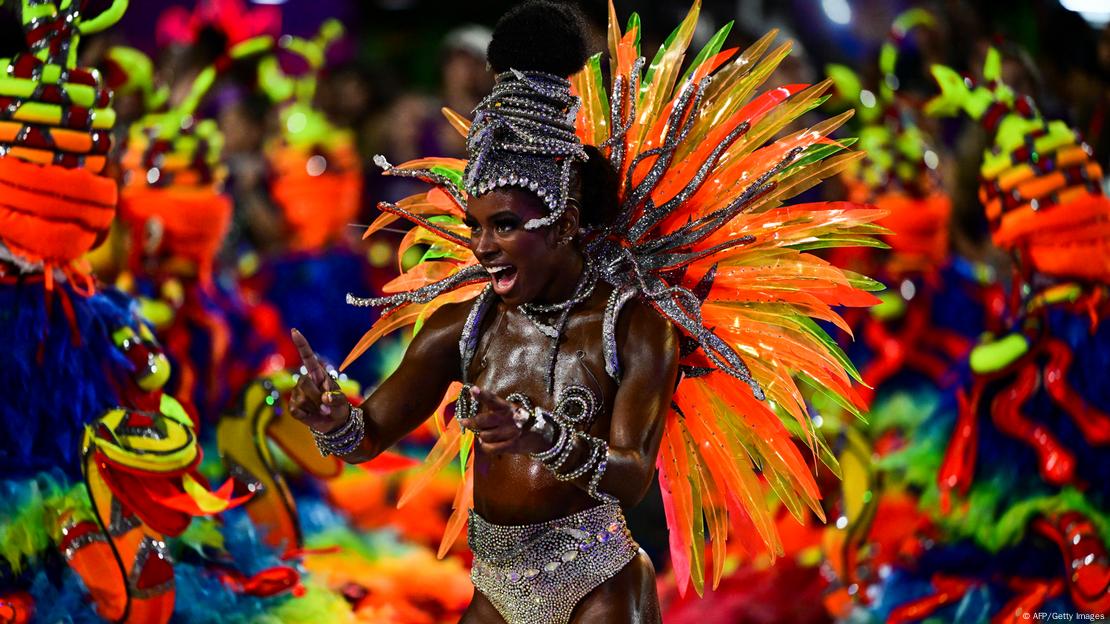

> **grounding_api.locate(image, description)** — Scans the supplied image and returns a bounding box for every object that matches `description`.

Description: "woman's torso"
[465,283,621,525]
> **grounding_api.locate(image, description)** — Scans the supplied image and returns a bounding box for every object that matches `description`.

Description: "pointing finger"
[291,328,328,385]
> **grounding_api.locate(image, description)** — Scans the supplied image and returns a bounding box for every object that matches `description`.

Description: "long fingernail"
[470,386,481,397]
[321,405,331,416]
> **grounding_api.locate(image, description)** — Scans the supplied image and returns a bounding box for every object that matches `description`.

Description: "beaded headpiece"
[462,69,589,230]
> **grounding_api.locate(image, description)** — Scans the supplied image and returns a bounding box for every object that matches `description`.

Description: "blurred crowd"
[22,0,1100,284]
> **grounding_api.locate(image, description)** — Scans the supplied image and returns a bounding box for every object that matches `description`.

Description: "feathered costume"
[241,20,387,388]
[112,38,282,427]
[0,1,250,621]
[867,49,1110,621]
[343,0,884,598]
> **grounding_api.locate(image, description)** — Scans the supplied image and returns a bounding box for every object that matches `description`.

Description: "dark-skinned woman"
[289,1,883,622]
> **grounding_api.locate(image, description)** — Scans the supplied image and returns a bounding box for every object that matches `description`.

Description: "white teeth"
[486,265,511,275]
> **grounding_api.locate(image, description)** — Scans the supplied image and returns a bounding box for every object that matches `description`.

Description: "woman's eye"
[495,221,516,233]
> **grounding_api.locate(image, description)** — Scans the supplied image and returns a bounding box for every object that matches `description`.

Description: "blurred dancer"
[869,48,1110,621]
[111,39,282,426]
[0,2,250,621]
[242,20,388,387]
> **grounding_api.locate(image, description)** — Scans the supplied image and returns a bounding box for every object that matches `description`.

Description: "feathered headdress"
[347,1,883,596]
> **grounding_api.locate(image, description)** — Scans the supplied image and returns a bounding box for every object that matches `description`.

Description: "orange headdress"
[117,111,231,283]
[929,49,1110,282]
[260,20,362,252]
[0,0,125,289]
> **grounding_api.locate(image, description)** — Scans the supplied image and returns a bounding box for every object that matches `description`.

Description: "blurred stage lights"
[1061,0,1110,27]
[822,0,852,26]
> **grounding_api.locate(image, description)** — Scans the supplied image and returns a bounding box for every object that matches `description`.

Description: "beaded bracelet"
[312,406,365,457]
[586,441,617,503]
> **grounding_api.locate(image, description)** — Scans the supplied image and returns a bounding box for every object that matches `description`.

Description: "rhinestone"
[468,503,636,622]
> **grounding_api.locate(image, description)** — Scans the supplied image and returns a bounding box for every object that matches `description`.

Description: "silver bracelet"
[586,441,617,503]
[312,406,365,457]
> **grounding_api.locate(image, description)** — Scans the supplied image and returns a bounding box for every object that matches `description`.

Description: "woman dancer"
[290,2,881,622]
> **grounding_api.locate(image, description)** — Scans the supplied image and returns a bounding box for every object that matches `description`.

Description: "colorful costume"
[113,39,281,427]
[341,2,882,619]
[868,49,1110,621]
[0,1,247,621]
[815,13,1006,618]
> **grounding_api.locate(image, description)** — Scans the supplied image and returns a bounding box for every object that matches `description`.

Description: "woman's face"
[465,189,573,306]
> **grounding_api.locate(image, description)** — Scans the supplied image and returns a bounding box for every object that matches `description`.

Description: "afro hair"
[486,0,589,77]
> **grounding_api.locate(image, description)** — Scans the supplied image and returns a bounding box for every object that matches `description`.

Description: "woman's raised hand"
[288,329,351,433]
[460,385,550,455]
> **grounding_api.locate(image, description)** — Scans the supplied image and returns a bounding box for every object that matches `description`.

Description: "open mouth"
[486,264,518,296]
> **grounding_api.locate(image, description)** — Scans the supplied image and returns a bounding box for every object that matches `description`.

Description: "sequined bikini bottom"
[469,502,639,624]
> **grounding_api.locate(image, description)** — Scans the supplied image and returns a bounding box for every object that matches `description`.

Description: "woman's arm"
[289,300,468,463]
[574,299,679,506]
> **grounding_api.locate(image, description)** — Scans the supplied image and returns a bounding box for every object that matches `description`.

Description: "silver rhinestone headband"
[463,69,588,230]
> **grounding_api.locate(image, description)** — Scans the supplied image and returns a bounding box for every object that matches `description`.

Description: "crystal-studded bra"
[458,283,636,391]
[469,502,638,624]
